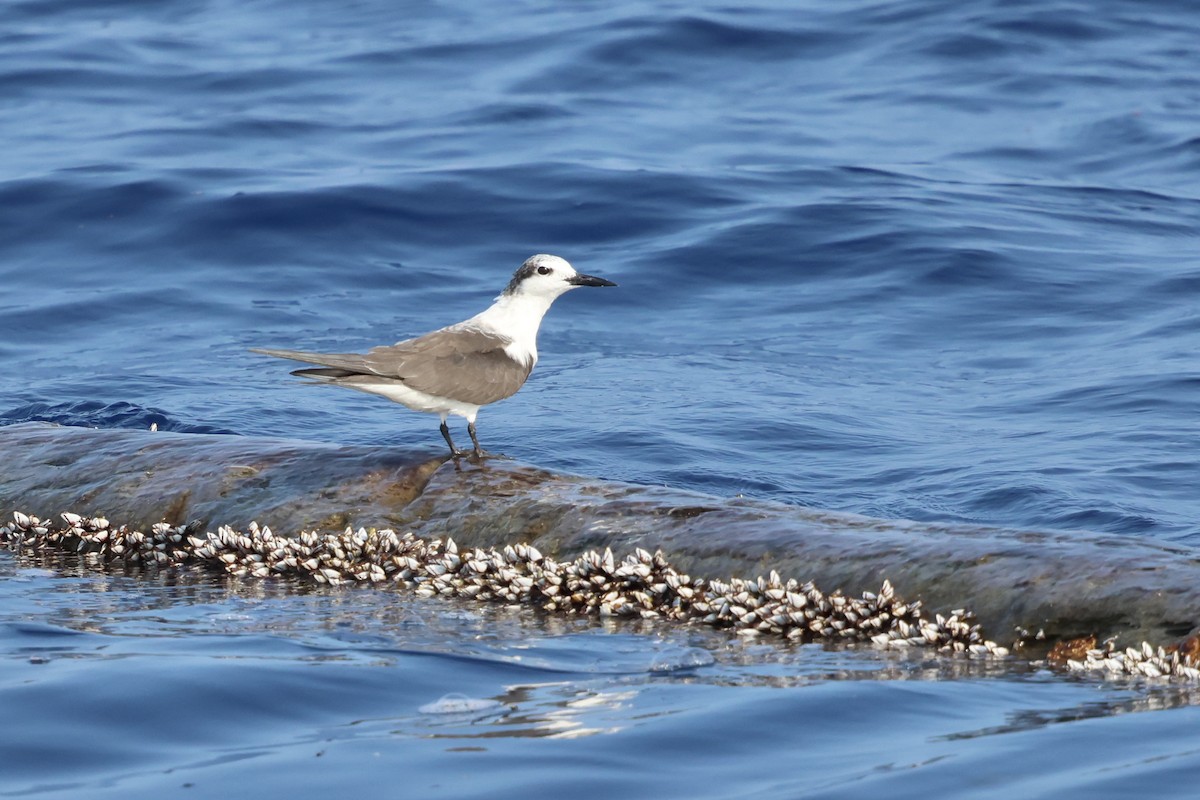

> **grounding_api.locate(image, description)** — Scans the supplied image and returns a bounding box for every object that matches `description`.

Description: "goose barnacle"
[0,508,1106,673]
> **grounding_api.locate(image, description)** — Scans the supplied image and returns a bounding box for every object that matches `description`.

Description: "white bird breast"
[343,380,483,421]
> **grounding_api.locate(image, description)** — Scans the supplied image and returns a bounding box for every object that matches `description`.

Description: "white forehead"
[526,254,574,273]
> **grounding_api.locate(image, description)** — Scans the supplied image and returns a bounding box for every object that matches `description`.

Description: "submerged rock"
[2,422,1200,656]
[0,421,444,532]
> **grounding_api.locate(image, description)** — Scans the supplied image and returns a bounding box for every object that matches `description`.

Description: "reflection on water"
[941,684,1200,741]
[8,544,1200,797]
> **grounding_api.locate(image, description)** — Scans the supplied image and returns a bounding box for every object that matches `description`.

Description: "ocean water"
[8,554,1200,800]
[3,0,1200,795]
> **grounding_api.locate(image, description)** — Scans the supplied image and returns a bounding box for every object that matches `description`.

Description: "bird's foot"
[445,447,492,460]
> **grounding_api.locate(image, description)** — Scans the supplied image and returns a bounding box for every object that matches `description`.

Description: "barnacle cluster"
[1049,634,1200,680]
[0,508,1061,662]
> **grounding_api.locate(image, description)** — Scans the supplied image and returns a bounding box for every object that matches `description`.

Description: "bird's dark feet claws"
[466,422,489,460]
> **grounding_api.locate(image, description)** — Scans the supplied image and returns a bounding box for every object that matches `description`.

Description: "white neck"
[467,291,555,368]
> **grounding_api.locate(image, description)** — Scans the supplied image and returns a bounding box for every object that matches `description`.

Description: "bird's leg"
[440,421,465,458]
[467,421,487,458]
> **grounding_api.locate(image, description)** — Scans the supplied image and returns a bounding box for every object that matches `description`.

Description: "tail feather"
[291,367,358,381]
[251,347,331,366]
[251,347,374,375]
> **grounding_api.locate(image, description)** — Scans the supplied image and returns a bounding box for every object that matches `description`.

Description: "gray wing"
[252,326,533,406]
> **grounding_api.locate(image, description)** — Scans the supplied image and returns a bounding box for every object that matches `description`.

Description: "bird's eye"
[537,265,552,275]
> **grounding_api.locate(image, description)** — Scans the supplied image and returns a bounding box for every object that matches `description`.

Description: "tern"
[253,254,616,457]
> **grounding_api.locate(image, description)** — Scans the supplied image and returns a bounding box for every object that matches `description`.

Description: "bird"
[252,254,616,458]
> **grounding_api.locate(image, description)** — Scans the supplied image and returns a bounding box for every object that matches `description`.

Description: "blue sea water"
[4,0,1200,796]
